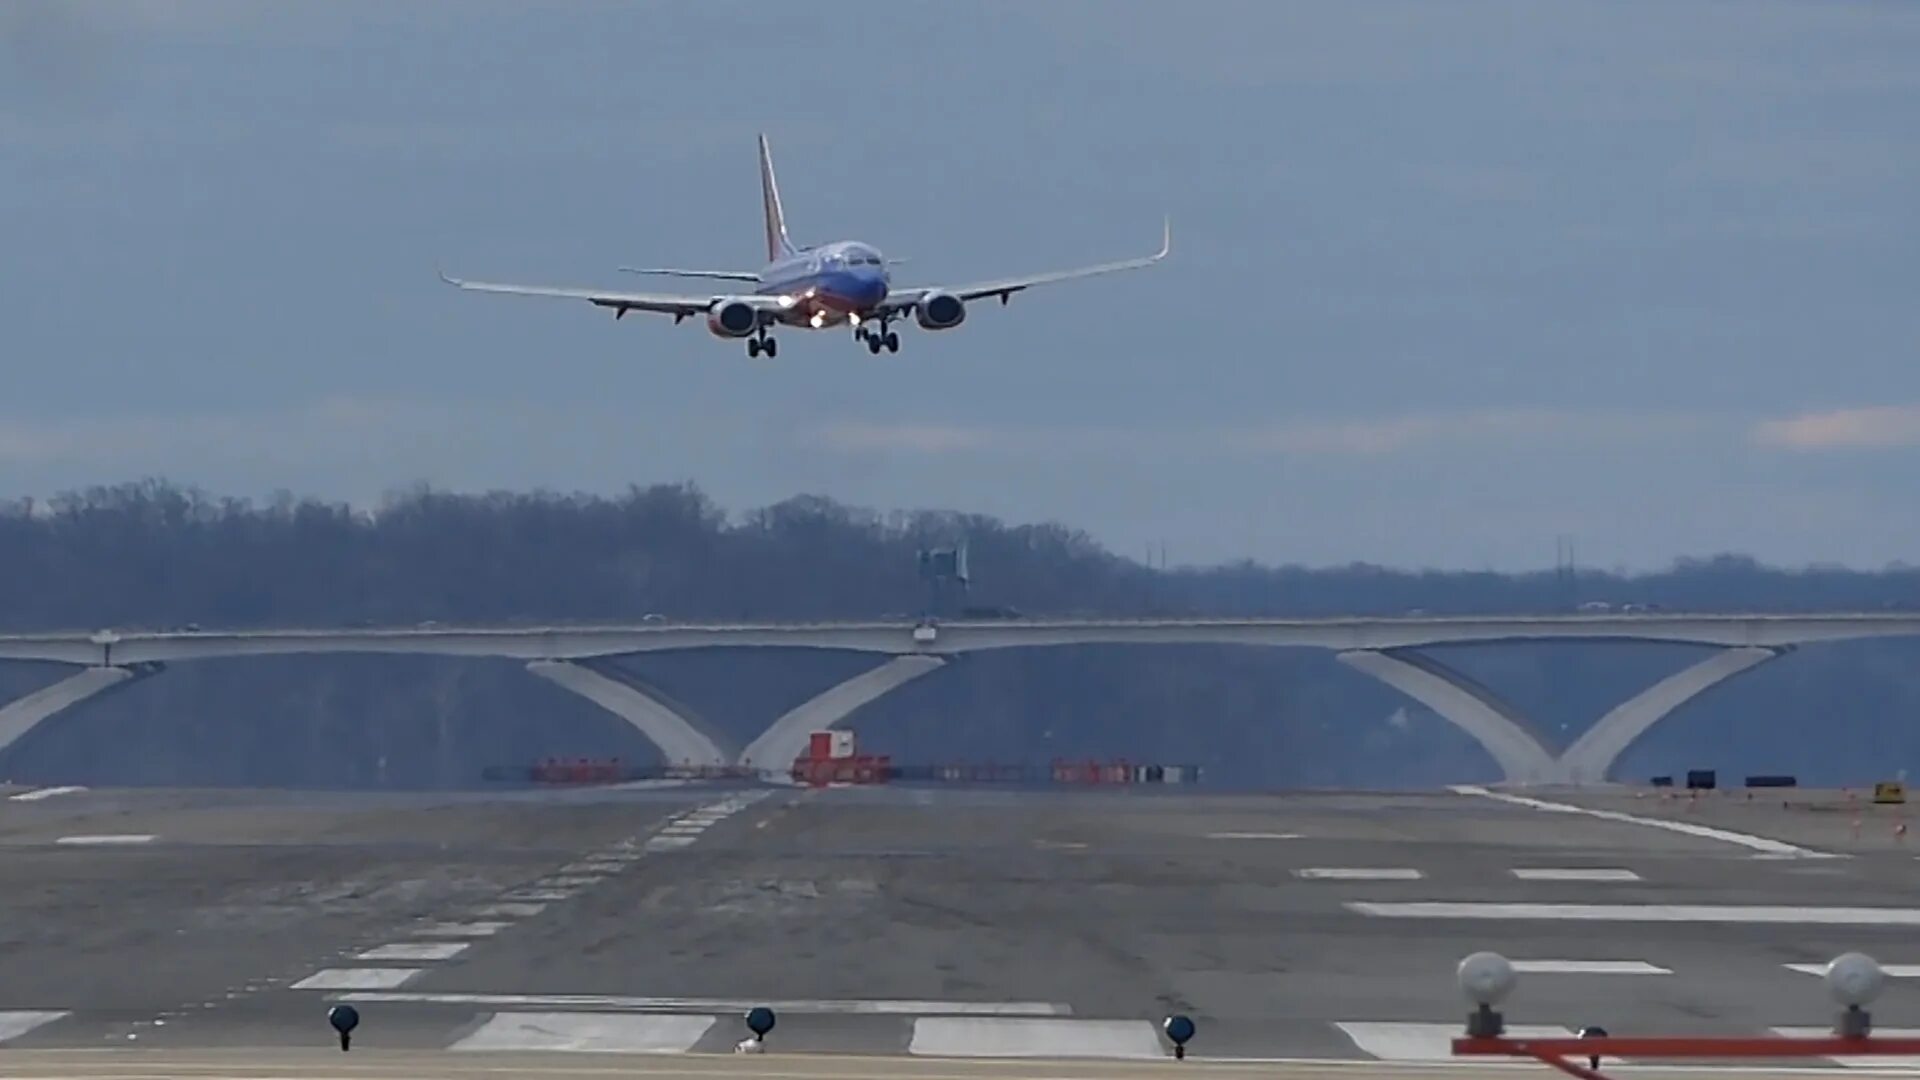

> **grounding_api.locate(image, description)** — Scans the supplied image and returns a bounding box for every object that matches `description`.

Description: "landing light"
[810,312,826,328]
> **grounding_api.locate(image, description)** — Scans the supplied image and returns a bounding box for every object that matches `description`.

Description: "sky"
[3,0,1918,573]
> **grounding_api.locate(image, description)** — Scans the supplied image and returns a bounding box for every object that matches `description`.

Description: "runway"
[5,779,1920,1067]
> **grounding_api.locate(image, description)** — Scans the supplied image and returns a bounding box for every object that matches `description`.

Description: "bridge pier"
[1336,649,1561,784]
[0,665,159,759]
[525,659,730,768]
[737,655,948,774]
[1338,645,1787,784]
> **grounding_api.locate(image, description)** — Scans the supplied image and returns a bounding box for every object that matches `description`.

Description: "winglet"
[1156,216,1172,260]
[437,267,463,287]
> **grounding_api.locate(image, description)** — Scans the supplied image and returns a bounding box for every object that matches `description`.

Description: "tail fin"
[758,133,797,262]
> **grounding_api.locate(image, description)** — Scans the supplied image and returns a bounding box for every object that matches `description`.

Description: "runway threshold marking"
[1508,959,1671,974]
[1348,901,1920,924]
[1785,963,1920,977]
[292,968,423,990]
[54,834,155,845]
[337,992,1073,1016]
[909,1018,1164,1058]
[413,921,510,938]
[451,1012,717,1053]
[1511,868,1641,882]
[357,942,469,962]
[1772,1027,1920,1068]
[0,1011,69,1043]
[9,785,86,802]
[1338,1022,1576,1062]
[1451,785,1836,859]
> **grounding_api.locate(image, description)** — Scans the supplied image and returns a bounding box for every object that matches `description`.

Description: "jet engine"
[706,299,759,338]
[914,291,966,331]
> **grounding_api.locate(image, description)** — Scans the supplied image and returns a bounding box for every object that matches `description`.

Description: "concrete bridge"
[3,612,1917,784]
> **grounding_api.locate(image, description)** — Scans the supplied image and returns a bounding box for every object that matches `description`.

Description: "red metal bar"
[1455,1036,1920,1057]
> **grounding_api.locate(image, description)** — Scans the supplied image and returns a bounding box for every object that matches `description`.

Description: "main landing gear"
[746,332,778,358]
[855,322,899,354]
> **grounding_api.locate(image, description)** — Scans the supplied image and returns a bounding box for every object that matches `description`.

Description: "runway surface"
[6,779,1920,1068]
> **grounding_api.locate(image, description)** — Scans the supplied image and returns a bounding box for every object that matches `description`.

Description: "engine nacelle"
[706,299,759,338]
[914,291,966,331]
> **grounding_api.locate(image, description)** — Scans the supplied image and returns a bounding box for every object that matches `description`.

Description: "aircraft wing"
[439,271,783,321]
[876,218,1169,316]
[617,267,762,282]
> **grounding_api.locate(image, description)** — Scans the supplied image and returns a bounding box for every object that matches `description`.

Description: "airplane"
[439,135,1170,357]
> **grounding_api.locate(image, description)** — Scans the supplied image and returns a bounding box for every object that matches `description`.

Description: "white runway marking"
[342,991,1072,1015]
[0,1011,69,1043]
[502,889,573,902]
[356,942,469,961]
[451,1012,715,1053]
[1773,1027,1920,1068]
[414,921,509,938]
[1297,867,1424,880]
[646,836,696,850]
[1512,868,1642,882]
[1209,832,1305,840]
[1509,959,1671,974]
[909,1017,1163,1058]
[540,875,605,888]
[54,834,155,845]
[563,862,626,874]
[1452,785,1835,859]
[291,967,422,990]
[9,786,86,802]
[1350,901,1920,924]
[1786,963,1920,977]
[473,902,546,918]
[1339,1022,1574,1061]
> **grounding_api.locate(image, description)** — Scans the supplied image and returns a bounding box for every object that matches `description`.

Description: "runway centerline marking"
[54,834,155,845]
[1349,901,1920,924]
[1209,832,1305,840]
[1451,785,1835,859]
[1298,868,1423,880]
[1511,868,1641,882]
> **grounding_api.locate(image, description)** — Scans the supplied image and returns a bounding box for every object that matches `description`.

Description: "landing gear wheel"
[884,332,900,353]
[763,337,778,358]
[867,336,882,355]
[746,339,761,358]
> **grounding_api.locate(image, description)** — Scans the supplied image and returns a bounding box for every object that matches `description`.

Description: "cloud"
[1752,405,1920,450]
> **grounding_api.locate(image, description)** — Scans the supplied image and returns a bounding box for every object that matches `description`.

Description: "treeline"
[0,478,1918,791]
[2,479,1917,629]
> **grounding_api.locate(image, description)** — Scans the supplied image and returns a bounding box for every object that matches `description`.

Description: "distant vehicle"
[441,134,1170,358]
[1577,601,1612,612]
[640,613,667,623]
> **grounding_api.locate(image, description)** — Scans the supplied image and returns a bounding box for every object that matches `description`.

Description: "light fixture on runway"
[327,1004,359,1052]
[1458,950,1516,1037]
[737,1005,776,1053]
[1451,949,1917,1080]
[1827,952,1886,1037]
[1163,1014,1196,1059]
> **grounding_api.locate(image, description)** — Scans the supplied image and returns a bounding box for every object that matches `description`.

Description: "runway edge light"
[327,1004,359,1052]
